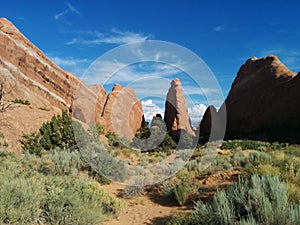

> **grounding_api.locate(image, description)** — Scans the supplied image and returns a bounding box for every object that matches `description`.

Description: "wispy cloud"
[47,54,90,77]
[65,28,150,46]
[84,61,181,85]
[66,2,81,16]
[214,26,224,32]
[54,2,81,20]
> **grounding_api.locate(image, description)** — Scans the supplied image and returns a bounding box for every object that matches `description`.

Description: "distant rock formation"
[164,78,195,137]
[200,55,300,143]
[102,84,144,140]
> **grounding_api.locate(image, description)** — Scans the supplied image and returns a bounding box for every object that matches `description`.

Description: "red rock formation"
[0,18,80,109]
[102,84,144,140]
[200,55,300,143]
[164,78,195,137]
[0,18,106,149]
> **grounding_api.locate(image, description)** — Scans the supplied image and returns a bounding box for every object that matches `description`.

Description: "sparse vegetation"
[0,132,8,149]
[5,108,300,225]
[0,154,125,225]
[12,98,30,105]
[162,168,198,205]
[169,175,300,225]
[38,106,50,111]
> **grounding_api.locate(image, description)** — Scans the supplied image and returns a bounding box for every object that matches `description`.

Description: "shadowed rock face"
[200,55,300,143]
[164,78,195,137]
[102,84,144,141]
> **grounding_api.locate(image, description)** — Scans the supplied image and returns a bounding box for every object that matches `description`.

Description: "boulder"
[102,84,144,140]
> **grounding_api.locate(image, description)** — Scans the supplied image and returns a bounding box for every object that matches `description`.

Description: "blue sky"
[1,0,300,123]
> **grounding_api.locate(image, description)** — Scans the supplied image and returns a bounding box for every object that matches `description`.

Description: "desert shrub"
[221,139,269,151]
[186,159,199,172]
[88,124,106,138]
[21,110,80,156]
[96,124,106,135]
[162,168,198,205]
[0,132,8,149]
[177,133,196,150]
[12,98,30,105]
[39,149,83,176]
[42,176,125,224]
[0,155,125,225]
[251,164,281,177]
[159,132,177,152]
[242,151,272,167]
[186,175,300,225]
[106,132,129,148]
[0,162,44,224]
[121,185,146,198]
[211,156,233,171]
[166,212,190,225]
[81,141,127,182]
[132,122,176,153]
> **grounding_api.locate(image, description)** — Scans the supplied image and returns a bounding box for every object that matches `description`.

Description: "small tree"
[21,110,79,156]
[0,79,15,112]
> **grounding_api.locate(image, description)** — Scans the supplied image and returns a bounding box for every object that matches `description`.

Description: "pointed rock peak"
[164,78,195,137]
[171,78,182,87]
[112,83,123,92]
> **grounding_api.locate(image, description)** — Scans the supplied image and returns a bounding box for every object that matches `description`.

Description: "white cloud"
[188,104,207,125]
[54,10,68,20]
[50,56,90,67]
[84,61,181,86]
[66,2,81,16]
[142,99,164,122]
[47,55,90,77]
[65,28,150,46]
[54,2,81,20]
[214,26,224,32]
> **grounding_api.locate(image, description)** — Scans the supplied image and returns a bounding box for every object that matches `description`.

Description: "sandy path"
[102,183,191,225]
[102,170,239,225]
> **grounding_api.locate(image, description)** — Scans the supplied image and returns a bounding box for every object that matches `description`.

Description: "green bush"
[121,185,145,198]
[106,132,129,148]
[162,168,198,206]
[0,155,125,225]
[21,110,80,156]
[221,140,269,151]
[12,98,30,105]
[42,177,125,225]
[39,149,82,176]
[184,175,300,225]
[0,168,44,224]
[0,132,8,149]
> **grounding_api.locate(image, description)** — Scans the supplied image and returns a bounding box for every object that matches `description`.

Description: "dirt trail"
[102,170,239,225]
[101,183,190,225]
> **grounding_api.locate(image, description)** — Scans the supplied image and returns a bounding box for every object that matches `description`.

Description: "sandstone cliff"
[200,55,300,143]
[0,18,143,150]
[164,78,195,137]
